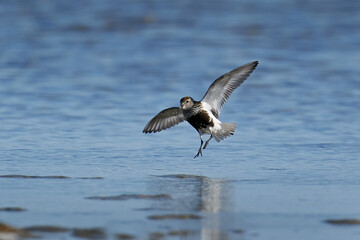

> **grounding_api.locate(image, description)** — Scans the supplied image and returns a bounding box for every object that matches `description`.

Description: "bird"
[143,61,259,158]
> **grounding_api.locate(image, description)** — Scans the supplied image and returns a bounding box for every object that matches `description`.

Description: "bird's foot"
[194,148,203,158]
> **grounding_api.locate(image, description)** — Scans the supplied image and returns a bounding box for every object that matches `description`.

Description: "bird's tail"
[213,123,236,142]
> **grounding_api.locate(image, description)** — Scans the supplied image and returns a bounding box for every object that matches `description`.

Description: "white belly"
[200,102,222,135]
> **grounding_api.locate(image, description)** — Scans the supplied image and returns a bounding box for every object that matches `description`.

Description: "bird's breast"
[187,109,214,133]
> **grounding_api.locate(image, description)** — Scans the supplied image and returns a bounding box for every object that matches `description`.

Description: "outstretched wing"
[143,107,185,133]
[201,61,258,118]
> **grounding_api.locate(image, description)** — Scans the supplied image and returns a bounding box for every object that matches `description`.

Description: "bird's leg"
[203,135,213,149]
[194,135,203,158]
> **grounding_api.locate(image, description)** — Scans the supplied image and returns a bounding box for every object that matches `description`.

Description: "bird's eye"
[186,100,189,103]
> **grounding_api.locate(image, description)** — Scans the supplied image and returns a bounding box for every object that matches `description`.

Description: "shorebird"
[143,61,258,158]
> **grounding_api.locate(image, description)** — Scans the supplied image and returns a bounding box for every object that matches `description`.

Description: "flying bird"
[143,61,259,158]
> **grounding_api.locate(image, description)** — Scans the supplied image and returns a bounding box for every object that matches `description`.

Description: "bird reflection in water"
[149,174,235,240]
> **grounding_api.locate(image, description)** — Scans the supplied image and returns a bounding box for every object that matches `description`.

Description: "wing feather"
[143,107,185,133]
[201,61,258,117]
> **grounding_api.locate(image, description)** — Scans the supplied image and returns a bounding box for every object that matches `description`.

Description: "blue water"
[1,0,360,239]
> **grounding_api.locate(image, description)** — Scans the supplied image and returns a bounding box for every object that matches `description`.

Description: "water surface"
[1,0,360,239]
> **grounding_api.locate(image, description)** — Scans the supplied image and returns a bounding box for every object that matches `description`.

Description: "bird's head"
[180,96,194,110]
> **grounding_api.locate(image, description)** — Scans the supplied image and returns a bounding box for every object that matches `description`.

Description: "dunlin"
[143,61,259,158]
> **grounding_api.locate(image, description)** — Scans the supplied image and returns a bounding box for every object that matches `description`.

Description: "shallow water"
[1,0,360,239]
